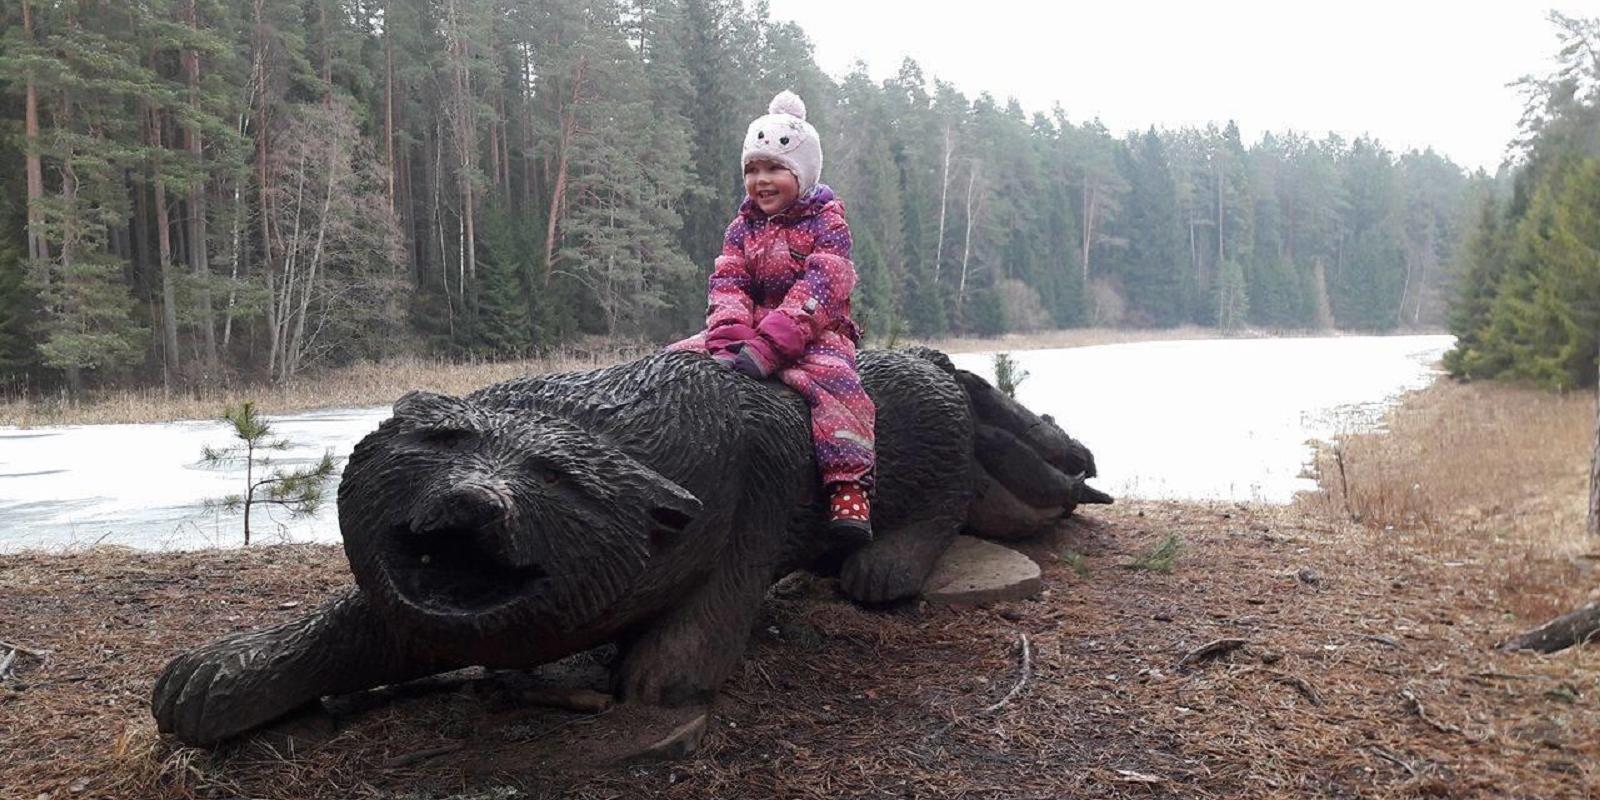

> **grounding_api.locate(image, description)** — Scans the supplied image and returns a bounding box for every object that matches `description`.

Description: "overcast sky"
[762,0,1598,172]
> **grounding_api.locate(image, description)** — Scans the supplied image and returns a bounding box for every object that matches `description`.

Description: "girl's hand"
[706,323,756,354]
[732,346,774,379]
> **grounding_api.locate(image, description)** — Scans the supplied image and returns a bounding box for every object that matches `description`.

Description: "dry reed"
[0,327,1395,428]
[1301,376,1598,624]
[0,340,648,428]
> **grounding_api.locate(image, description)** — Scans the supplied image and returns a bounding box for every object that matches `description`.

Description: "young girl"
[670,90,876,547]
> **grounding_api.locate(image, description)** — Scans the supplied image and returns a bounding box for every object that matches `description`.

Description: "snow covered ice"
[0,335,1452,552]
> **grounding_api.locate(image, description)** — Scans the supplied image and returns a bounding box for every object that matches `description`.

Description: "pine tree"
[1114,129,1187,326]
[474,204,535,356]
[1442,198,1509,379]
[203,401,336,545]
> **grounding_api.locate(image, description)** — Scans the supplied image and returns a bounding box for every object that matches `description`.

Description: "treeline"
[0,0,1485,394]
[1445,12,1600,390]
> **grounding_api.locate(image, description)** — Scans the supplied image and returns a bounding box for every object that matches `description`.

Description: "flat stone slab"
[922,535,1042,605]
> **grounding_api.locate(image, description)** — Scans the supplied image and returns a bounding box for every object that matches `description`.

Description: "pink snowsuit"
[669,184,876,489]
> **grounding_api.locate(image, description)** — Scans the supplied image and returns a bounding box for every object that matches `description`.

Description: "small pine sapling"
[993,352,1028,399]
[201,402,337,545]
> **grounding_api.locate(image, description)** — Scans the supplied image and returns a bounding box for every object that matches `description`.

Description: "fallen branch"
[1358,634,1405,650]
[0,639,51,659]
[0,648,16,680]
[1178,638,1249,668]
[982,633,1032,715]
[1468,671,1539,682]
[516,686,614,714]
[925,632,1034,741]
[1270,671,1322,706]
[1498,601,1600,654]
[381,742,465,769]
[1399,687,1462,736]
[1366,746,1419,778]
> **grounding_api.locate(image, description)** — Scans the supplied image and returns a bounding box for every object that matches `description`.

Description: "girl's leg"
[665,332,711,354]
[777,340,876,542]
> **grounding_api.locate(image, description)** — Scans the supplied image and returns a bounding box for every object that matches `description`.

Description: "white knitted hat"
[741,90,822,195]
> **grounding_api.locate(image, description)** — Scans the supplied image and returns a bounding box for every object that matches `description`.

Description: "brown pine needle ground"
[2,374,1596,799]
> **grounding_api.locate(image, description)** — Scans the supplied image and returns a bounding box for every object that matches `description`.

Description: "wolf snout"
[406,480,543,570]
[410,482,512,534]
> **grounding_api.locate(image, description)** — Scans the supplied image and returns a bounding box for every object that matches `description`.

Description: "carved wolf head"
[338,390,702,636]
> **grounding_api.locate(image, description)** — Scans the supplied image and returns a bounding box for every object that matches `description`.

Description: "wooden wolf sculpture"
[152,347,1106,746]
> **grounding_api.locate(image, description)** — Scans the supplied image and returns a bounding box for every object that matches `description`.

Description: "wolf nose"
[410,483,510,535]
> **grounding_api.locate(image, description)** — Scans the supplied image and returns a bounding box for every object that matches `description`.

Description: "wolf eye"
[780,136,789,145]
[418,427,474,447]
[526,462,562,484]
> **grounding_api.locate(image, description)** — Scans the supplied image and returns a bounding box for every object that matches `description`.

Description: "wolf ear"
[628,463,702,540]
[392,390,472,424]
[643,474,702,532]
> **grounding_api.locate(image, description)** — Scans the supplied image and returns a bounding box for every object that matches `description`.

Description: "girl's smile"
[744,159,800,215]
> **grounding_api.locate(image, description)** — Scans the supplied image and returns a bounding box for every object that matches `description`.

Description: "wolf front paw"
[152,637,281,746]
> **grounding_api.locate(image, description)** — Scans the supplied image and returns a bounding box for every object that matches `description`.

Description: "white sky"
[763,0,1600,172]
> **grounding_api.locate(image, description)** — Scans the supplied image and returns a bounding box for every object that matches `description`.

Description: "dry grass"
[0,339,648,428]
[0,327,1379,428]
[1300,377,1598,626]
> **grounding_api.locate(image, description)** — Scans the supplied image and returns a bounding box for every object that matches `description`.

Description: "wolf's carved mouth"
[381,525,549,612]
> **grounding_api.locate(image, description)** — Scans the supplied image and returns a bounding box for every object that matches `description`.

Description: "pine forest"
[0,1,1520,395]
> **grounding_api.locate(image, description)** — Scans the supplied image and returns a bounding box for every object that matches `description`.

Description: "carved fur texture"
[152,348,1105,745]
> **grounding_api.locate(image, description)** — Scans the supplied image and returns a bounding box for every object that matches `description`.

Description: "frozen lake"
[0,334,1452,552]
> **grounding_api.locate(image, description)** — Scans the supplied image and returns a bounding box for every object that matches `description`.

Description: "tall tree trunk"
[958,162,978,311]
[1397,242,1415,328]
[287,135,339,378]
[146,83,182,388]
[184,0,218,378]
[1189,219,1199,285]
[1080,178,1096,283]
[488,95,502,199]
[1213,161,1223,291]
[384,4,396,212]
[21,0,50,264]
[1590,353,1599,538]
[521,46,535,214]
[1411,224,1435,327]
[934,123,951,284]
[443,0,477,301]
[544,56,585,285]
[319,0,332,103]
[254,0,279,378]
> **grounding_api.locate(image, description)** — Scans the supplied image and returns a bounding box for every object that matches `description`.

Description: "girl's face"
[744,159,800,215]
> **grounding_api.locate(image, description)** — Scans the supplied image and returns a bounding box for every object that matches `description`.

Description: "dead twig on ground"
[1366,746,1419,778]
[1400,686,1462,736]
[517,687,613,714]
[0,639,51,659]
[381,743,465,769]
[925,632,1034,741]
[1358,634,1405,650]
[982,634,1032,715]
[1269,671,1322,706]
[1178,638,1249,668]
[1468,671,1540,682]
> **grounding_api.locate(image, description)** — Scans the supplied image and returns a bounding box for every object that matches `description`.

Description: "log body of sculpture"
[152,348,1105,746]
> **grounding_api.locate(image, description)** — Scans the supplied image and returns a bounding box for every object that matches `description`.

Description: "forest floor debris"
[4,495,1596,799]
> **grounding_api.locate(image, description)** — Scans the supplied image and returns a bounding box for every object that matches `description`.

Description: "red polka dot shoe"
[826,482,873,548]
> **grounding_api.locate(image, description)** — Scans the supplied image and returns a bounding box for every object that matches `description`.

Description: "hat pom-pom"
[769,90,807,121]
